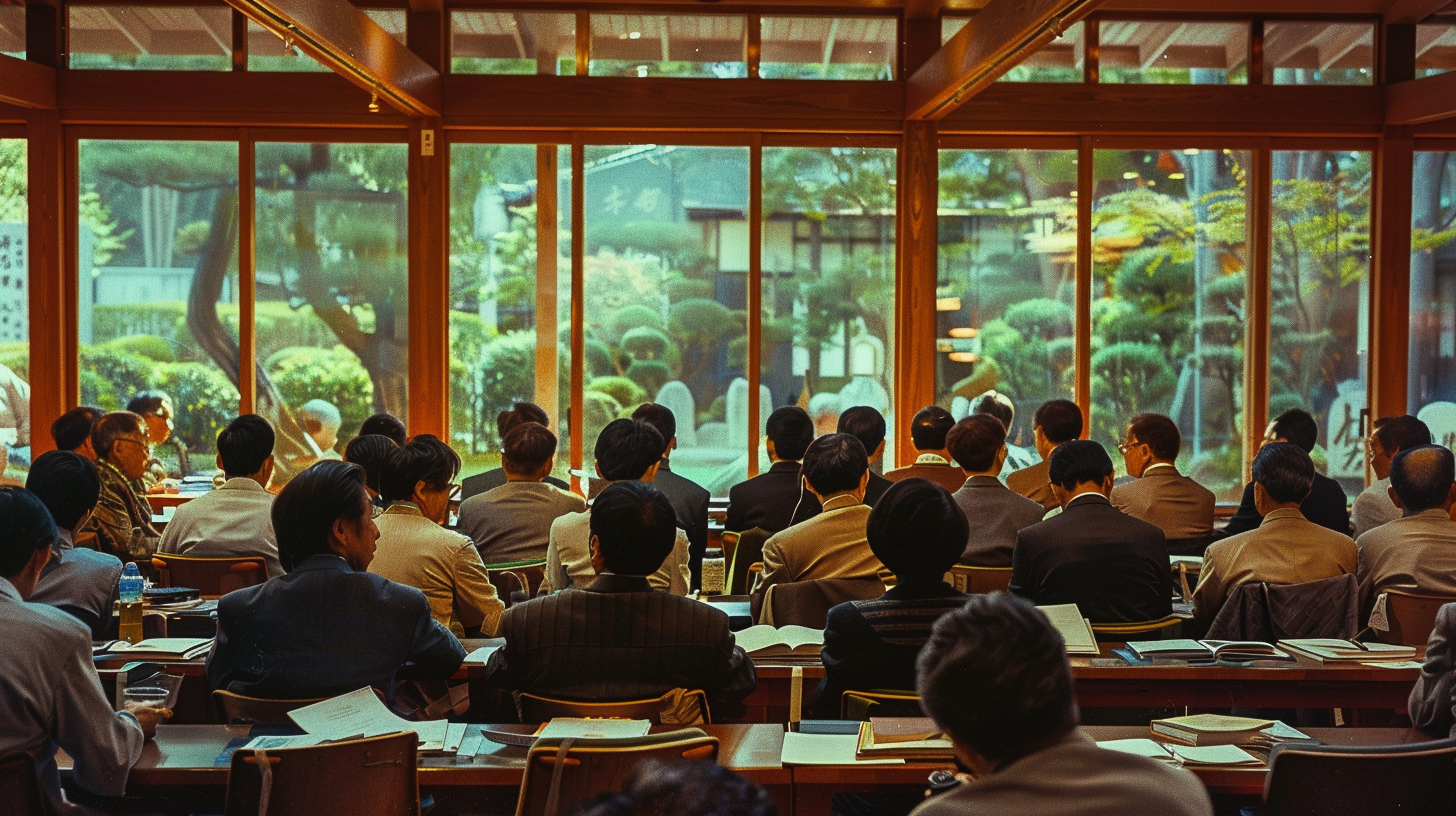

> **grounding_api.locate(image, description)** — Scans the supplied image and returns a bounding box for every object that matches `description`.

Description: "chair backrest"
[1262,736,1456,816]
[947,565,1012,594]
[1380,590,1456,647]
[151,554,268,597]
[1091,615,1183,642]
[486,560,547,607]
[223,731,419,816]
[1206,574,1358,642]
[516,689,709,727]
[514,729,719,816]
[0,753,47,816]
[727,528,771,596]
[758,577,886,628]
[213,690,328,725]
[841,690,923,720]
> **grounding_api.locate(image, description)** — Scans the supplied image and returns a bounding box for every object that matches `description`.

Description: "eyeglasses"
[1117,440,1141,454]
[115,437,151,453]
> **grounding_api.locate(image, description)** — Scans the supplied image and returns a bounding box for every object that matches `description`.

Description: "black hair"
[50,406,104,452]
[867,478,968,582]
[589,481,677,577]
[1374,415,1433,457]
[1046,439,1113,490]
[765,406,815,461]
[1251,442,1315,504]
[1390,445,1455,515]
[1271,409,1319,453]
[126,390,171,417]
[1033,399,1083,444]
[496,402,550,439]
[25,451,101,531]
[344,434,398,496]
[593,418,665,482]
[631,403,676,448]
[910,406,956,451]
[217,414,275,478]
[572,760,776,816]
[273,460,370,572]
[91,411,146,459]
[358,413,408,447]
[0,488,59,579]
[946,414,1007,473]
[917,593,1078,763]
[502,423,557,476]
[971,392,1014,429]
[380,434,461,504]
[801,433,869,496]
[837,406,887,457]
[1127,413,1181,462]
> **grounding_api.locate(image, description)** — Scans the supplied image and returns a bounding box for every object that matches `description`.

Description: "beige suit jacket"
[1109,465,1216,541]
[759,495,883,592]
[369,503,504,637]
[1356,508,1456,615]
[1006,458,1057,510]
[544,508,691,595]
[1192,507,1356,624]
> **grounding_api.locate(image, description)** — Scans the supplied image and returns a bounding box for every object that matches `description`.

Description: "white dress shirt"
[544,509,691,595]
[158,477,282,577]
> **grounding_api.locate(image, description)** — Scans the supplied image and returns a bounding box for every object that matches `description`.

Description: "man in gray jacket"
[946,414,1044,567]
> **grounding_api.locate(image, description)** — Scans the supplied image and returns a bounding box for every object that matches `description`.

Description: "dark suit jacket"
[725,461,821,535]
[654,461,711,585]
[1010,494,1172,623]
[460,467,570,501]
[1222,473,1350,537]
[207,555,465,701]
[482,573,756,719]
[863,472,891,508]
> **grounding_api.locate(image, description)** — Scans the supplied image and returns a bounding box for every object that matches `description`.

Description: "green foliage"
[586,376,646,411]
[157,362,239,455]
[107,335,178,363]
[584,338,617,379]
[466,330,538,448]
[80,346,159,411]
[581,390,624,453]
[0,139,24,223]
[173,220,212,257]
[0,344,27,382]
[664,278,713,302]
[1089,341,1178,442]
[626,359,673,399]
[265,346,374,439]
[620,326,671,361]
[606,305,665,342]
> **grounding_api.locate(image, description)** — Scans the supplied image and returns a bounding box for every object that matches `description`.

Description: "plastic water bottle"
[701,547,726,596]
[118,562,145,644]
[119,562,144,603]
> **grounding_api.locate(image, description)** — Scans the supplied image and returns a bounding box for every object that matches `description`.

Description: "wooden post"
[407,117,448,439]
[238,135,256,414]
[896,120,938,467]
[747,140,763,478]
[1075,136,1093,430]
[1371,130,1414,421]
[1245,143,1273,481]
[27,110,69,454]
[535,145,560,425]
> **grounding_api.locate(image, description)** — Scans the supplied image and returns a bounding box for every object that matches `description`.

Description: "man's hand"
[124,704,173,740]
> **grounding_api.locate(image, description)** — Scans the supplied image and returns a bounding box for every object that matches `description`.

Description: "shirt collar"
[821,494,862,512]
[220,477,269,493]
[584,573,653,593]
[54,528,75,553]
[1260,507,1307,523]
[292,554,353,573]
[1067,491,1109,506]
[914,453,950,466]
[1142,462,1176,474]
[382,501,425,518]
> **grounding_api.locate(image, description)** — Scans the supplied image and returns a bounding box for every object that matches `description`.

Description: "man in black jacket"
[632,403,711,586]
[1223,409,1350,537]
[724,406,821,536]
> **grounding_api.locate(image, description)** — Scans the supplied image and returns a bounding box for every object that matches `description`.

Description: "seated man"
[724,406,820,536]
[1223,409,1350,536]
[1006,399,1083,510]
[1194,443,1357,626]
[1353,415,1431,538]
[357,412,408,446]
[459,423,585,565]
[1356,445,1456,617]
[633,403,710,584]
[460,402,570,500]
[971,390,1038,473]
[208,460,465,701]
[128,391,182,486]
[1411,604,1456,736]
[576,760,775,816]
[885,406,965,493]
[371,435,503,636]
[1110,412,1215,544]
[50,405,103,460]
[158,414,283,577]
[947,414,1045,567]
[25,451,123,637]
[82,411,161,560]
[838,406,892,506]
[0,488,168,816]
[757,434,884,595]
[1010,440,1171,623]
[484,481,755,719]
[546,419,690,594]
[813,478,969,717]
[344,433,398,513]
[912,593,1213,816]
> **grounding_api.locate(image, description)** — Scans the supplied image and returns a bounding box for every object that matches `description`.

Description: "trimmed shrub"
[586,376,646,412]
[265,346,373,439]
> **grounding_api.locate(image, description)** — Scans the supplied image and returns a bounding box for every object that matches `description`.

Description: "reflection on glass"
[68,6,232,70]
[451,11,576,75]
[1264,22,1374,85]
[0,6,23,58]
[77,140,239,475]
[249,11,404,72]
[0,139,29,475]
[1409,152,1456,448]
[1270,150,1371,499]
[589,15,746,78]
[1099,21,1248,84]
[1417,23,1456,78]
[761,16,896,80]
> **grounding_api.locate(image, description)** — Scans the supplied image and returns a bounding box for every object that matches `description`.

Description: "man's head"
[576,760,775,816]
[1265,408,1319,453]
[1251,441,1315,512]
[765,406,814,462]
[1121,413,1180,478]
[1032,399,1082,459]
[909,406,956,454]
[837,406,887,461]
[1389,445,1456,516]
[946,414,1008,476]
[631,403,677,456]
[0,488,58,597]
[594,418,666,482]
[868,479,968,583]
[801,433,870,499]
[299,399,342,454]
[92,411,151,481]
[381,434,461,523]
[51,406,104,459]
[1047,439,1114,506]
[971,390,1015,431]
[26,451,101,534]
[588,481,677,578]
[1369,415,1433,481]
[127,391,174,447]
[217,414,275,483]
[502,422,557,481]
[918,593,1079,771]
[358,413,408,447]
[273,460,377,572]
[496,402,550,440]
[343,434,398,498]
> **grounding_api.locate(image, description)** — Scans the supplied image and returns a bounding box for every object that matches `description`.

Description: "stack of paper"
[780,732,904,766]
[236,688,452,752]
[537,719,652,740]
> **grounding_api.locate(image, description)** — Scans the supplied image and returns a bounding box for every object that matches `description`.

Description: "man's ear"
[1389,485,1404,511]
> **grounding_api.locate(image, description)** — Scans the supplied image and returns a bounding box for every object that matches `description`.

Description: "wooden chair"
[756,577,886,627]
[486,559,547,606]
[150,554,267,597]
[516,689,710,726]
[222,731,419,816]
[1090,615,1183,642]
[514,729,719,816]
[1260,736,1456,815]
[213,690,328,725]
[1378,589,1456,647]
[841,690,923,720]
[0,752,47,816]
[726,528,771,596]
[947,565,1012,594]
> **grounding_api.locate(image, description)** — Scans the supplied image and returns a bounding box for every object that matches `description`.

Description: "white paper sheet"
[463,645,501,664]
[288,688,410,741]
[1096,738,1174,759]
[779,732,904,766]
[239,735,326,751]
[1168,744,1261,765]
[1361,660,1426,669]
[537,718,651,740]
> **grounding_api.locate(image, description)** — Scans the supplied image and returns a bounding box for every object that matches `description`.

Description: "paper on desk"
[1168,744,1261,765]
[538,718,651,740]
[1361,660,1425,669]
[1096,738,1174,759]
[780,732,903,765]
[463,645,501,664]
[240,735,326,751]
[288,687,449,750]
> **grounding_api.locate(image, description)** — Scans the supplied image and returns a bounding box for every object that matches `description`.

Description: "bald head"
[1389,445,1456,516]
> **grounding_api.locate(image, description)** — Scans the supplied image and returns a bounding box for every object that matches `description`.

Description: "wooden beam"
[1385,0,1452,24]
[26,110,69,455]
[0,54,55,109]
[1370,129,1414,419]
[223,0,440,116]
[407,0,444,13]
[895,120,937,467]
[1074,135,1092,427]
[1245,141,1272,482]
[407,117,449,439]
[1388,71,1456,125]
[905,0,1101,120]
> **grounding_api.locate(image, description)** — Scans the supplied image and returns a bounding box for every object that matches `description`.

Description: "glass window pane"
[1270,150,1371,500]
[1099,21,1248,84]
[936,149,1077,471]
[582,145,748,497]
[449,144,572,483]
[761,146,896,469]
[248,11,404,72]
[362,9,406,44]
[0,6,24,58]
[1417,22,1456,78]
[1088,149,1250,499]
[0,139,30,475]
[947,17,1085,83]
[1264,22,1374,85]
[451,11,576,75]
[254,143,409,476]
[77,139,240,476]
[589,14,745,78]
[761,16,897,80]
[1409,151,1456,446]
[68,6,232,70]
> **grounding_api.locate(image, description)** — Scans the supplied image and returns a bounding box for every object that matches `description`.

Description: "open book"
[1125,639,1293,663]
[1276,639,1417,663]
[735,624,824,659]
[100,638,214,659]
[855,719,954,760]
[1036,604,1099,655]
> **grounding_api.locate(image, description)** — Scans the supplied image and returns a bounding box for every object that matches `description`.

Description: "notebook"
[1036,604,1100,655]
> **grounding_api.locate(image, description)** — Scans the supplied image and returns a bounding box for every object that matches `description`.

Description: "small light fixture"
[367,93,381,114]
[1182,148,1200,156]
[1122,171,1139,180]
[628,31,641,39]
[936,297,962,312]
[948,327,978,338]
[1168,172,1186,180]
[948,352,980,363]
